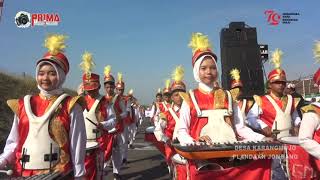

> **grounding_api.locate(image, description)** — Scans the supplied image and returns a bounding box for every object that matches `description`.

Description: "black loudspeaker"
[220,22,265,97]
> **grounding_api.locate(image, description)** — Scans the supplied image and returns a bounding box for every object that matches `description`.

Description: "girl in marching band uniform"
[176,32,270,180]
[0,34,86,179]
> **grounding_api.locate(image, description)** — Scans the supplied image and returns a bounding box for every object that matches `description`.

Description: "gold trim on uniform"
[179,92,191,107]
[214,89,226,109]
[7,99,19,114]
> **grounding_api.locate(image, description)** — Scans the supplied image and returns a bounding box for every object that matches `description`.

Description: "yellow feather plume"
[157,88,161,93]
[313,41,320,63]
[271,48,283,69]
[165,79,170,89]
[188,32,212,54]
[230,68,240,81]
[172,65,184,83]
[104,65,111,77]
[118,72,123,82]
[80,51,95,75]
[44,34,68,55]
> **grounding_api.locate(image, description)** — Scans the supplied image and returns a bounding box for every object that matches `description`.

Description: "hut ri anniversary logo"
[264,10,300,26]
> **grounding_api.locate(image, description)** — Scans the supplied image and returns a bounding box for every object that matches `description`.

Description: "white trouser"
[111,134,124,174]
[121,125,129,160]
[128,123,137,145]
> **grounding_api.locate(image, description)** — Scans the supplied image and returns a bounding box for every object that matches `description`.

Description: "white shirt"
[119,98,128,119]
[150,103,160,122]
[247,102,301,130]
[100,103,116,131]
[299,103,320,159]
[177,90,265,146]
[0,104,86,177]
[154,104,180,143]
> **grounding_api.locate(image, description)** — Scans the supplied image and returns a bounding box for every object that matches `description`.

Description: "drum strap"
[265,94,293,115]
[189,90,202,117]
[162,102,169,111]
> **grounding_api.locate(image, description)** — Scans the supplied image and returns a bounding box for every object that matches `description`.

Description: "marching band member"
[0,34,86,179]
[150,89,162,124]
[299,41,320,177]
[80,52,116,180]
[176,32,269,180]
[127,90,139,149]
[115,72,131,165]
[160,79,172,114]
[154,79,172,142]
[155,66,188,179]
[104,67,128,180]
[247,49,301,136]
[229,68,255,133]
[246,49,317,180]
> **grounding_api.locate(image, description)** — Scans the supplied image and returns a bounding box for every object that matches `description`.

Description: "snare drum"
[277,136,299,145]
[144,126,155,142]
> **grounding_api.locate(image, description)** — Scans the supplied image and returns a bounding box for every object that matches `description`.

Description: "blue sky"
[0,1,319,104]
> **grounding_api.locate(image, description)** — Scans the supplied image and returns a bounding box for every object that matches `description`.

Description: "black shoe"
[114,173,122,180]
[122,158,128,165]
[129,144,134,149]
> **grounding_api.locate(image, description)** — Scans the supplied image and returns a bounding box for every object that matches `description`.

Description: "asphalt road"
[104,118,170,180]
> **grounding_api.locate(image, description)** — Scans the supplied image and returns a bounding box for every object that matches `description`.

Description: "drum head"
[108,127,117,133]
[86,141,99,150]
[145,126,155,133]
[278,136,299,145]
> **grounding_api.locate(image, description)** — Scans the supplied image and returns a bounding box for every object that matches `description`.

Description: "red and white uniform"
[177,85,270,180]
[153,101,171,155]
[0,94,86,177]
[83,94,116,180]
[128,104,140,146]
[299,102,320,177]
[154,104,178,162]
[105,94,128,175]
[247,94,318,180]
[247,94,301,131]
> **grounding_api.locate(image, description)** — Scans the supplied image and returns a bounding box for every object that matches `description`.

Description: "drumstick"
[0,170,13,176]
[86,117,98,126]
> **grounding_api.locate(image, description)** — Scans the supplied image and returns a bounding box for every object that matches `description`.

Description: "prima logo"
[15,11,61,28]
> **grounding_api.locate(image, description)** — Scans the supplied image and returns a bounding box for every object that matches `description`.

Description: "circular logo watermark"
[15,11,31,28]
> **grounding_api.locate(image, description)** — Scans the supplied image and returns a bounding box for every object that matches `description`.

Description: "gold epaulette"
[68,96,86,114]
[301,104,319,114]
[179,92,191,106]
[253,95,262,107]
[214,88,226,109]
[7,99,19,114]
[294,97,301,109]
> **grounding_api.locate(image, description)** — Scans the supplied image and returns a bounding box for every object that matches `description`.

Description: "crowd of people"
[0,32,320,180]
[0,34,144,180]
[148,33,320,180]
